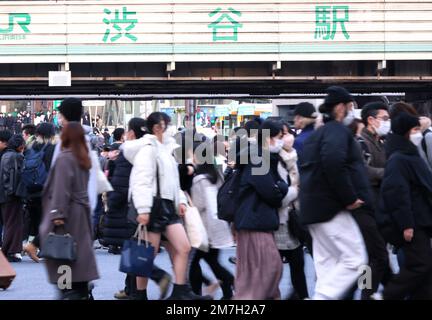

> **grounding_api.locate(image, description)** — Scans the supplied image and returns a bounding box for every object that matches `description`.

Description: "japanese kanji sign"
[315,5,350,40]
[103,7,138,42]
[208,7,243,41]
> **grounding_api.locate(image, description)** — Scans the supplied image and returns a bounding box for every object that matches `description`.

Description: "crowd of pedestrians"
[1,88,432,300]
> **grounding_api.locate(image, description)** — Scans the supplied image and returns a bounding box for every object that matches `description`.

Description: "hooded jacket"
[123,134,187,215]
[378,133,432,236]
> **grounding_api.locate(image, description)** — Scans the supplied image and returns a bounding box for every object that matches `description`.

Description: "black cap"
[319,86,354,113]
[58,98,83,122]
[294,102,318,119]
[391,112,420,136]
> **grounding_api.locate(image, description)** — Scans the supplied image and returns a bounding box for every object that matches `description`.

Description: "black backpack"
[217,168,243,223]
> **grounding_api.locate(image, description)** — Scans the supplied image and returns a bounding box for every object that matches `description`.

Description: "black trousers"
[189,248,234,299]
[124,265,170,296]
[1,200,24,256]
[279,246,309,299]
[383,228,432,300]
[344,209,390,300]
[24,197,42,241]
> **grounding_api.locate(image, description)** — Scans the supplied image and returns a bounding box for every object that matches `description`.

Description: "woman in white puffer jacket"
[273,122,309,300]
[123,112,209,300]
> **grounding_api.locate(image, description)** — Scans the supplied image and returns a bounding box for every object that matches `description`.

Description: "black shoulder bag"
[40,225,77,262]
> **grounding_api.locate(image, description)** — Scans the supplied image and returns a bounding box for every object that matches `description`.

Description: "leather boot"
[133,289,148,300]
[167,284,213,300]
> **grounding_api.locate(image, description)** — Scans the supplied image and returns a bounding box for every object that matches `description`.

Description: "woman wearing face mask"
[390,102,432,172]
[189,141,235,299]
[375,112,432,300]
[233,119,288,300]
[273,121,310,299]
[123,112,210,300]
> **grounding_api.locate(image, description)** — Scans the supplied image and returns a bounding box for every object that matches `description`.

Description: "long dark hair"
[61,122,91,170]
[193,141,219,184]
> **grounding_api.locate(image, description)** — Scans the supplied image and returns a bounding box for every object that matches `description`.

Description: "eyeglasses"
[375,116,390,121]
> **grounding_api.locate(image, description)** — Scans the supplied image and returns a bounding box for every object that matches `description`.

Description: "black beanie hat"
[128,117,147,139]
[391,112,420,136]
[8,134,25,150]
[319,86,354,113]
[58,98,83,122]
[36,122,55,139]
[294,102,318,119]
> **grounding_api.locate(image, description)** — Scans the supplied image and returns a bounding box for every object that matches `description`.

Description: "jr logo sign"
[0,13,31,34]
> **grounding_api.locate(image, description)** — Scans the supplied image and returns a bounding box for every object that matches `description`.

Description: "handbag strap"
[156,162,160,197]
[185,192,194,207]
[134,224,150,248]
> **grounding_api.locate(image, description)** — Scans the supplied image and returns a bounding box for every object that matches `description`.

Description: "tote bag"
[183,193,209,252]
[119,225,155,277]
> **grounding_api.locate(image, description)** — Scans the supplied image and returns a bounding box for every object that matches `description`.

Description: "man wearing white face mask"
[298,86,369,300]
[337,102,393,300]
[360,102,391,200]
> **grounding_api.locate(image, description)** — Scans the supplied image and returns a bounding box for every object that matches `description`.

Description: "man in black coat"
[0,135,27,262]
[0,130,12,249]
[298,86,370,300]
[376,112,432,299]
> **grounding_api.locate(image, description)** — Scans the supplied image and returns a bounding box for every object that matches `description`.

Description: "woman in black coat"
[106,118,172,300]
[102,151,134,247]
[234,120,288,300]
[377,112,432,300]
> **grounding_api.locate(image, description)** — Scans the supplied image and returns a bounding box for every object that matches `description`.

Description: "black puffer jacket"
[378,133,432,244]
[298,120,373,225]
[103,151,135,246]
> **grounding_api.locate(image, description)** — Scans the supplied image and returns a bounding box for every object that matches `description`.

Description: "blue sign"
[260,112,272,119]
[215,106,230,117]
[238,105,255,116]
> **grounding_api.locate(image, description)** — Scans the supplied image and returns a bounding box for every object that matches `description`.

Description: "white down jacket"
[190,174,234,249]
[123,134,187,214]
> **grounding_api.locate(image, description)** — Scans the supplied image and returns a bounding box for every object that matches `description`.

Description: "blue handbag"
[119,225,155,277]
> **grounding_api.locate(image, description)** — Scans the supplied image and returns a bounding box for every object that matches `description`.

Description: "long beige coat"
[39,149,99,284]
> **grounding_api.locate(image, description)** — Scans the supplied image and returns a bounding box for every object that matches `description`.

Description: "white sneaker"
[370,292,383,300]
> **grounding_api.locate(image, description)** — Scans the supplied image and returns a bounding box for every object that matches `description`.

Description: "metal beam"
[0,92,404,101]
